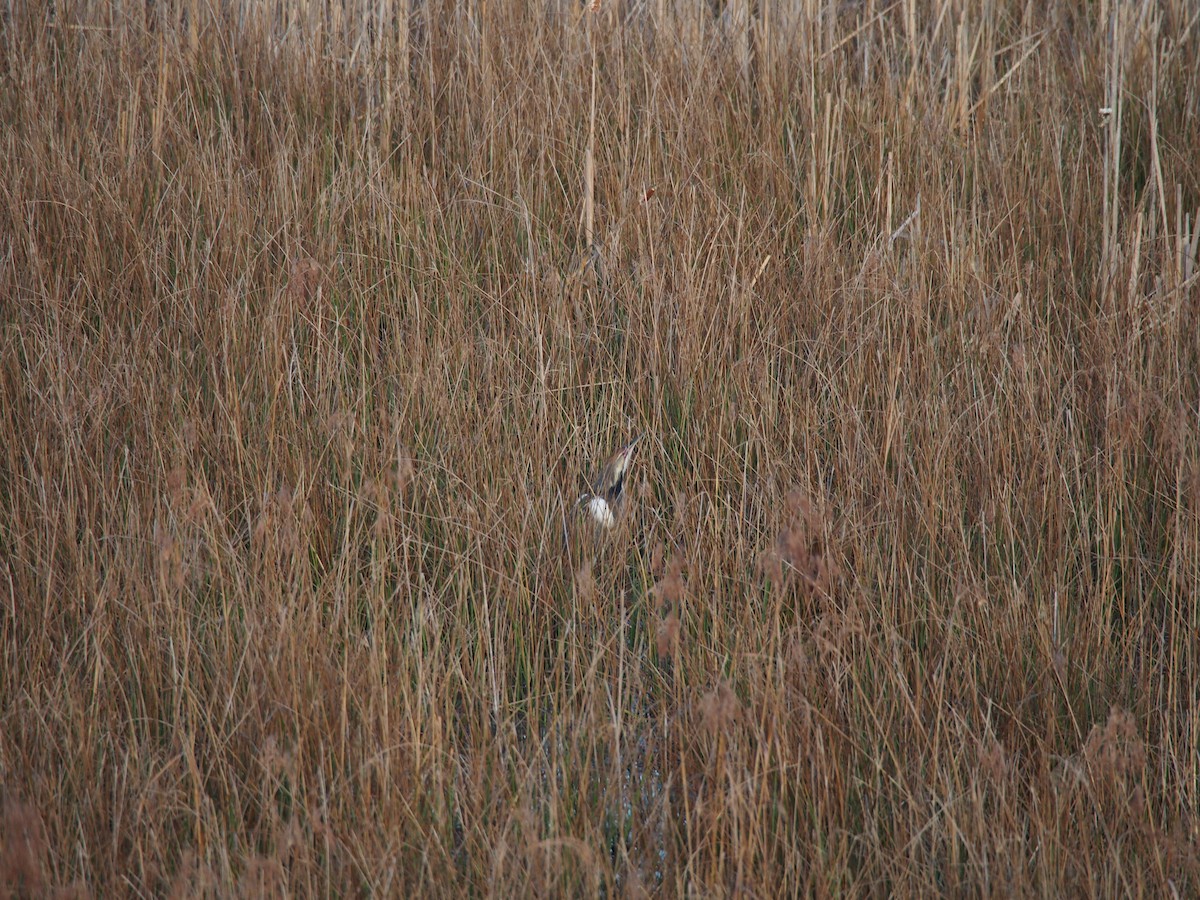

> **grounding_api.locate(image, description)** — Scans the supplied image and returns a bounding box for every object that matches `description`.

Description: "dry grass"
[2,0,1199,894]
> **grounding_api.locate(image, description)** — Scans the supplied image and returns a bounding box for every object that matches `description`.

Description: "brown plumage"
[578,435,641,528]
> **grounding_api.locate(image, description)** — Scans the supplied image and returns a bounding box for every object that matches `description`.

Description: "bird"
[577,435,641,529]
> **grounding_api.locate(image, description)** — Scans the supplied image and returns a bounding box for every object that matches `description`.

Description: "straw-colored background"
[2,0,1198,893]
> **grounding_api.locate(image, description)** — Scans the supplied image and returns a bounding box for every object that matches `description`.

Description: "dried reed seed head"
[813,607,863,662]
[514,801,539,850]
[1,798,47,892]
[785,628,809,667]
[1082,706,1146,781]
[980,499,996,529]
[653,553,685,608]
[393,445,415,497]
[181,417,198,451]
[1051,754,1087,794]
[785,489,814,521]
[252,507,272,544]
[166,464,186,502]
[237,857,287,895]
[154,520,177,561]
[778,525,830,587]
[363,477,383,505]
[649,541,665,578]
[1166,819,1200,876]
[574,558,596,604]
[1160,400,1192,461]
[784,630,817,698]
[1051,646,1067,682]
[370,516,391,547]
[955,575,990,615]
[757,547,784,585]
[655,611,680,659]
[771,488,842,596]
[671,489,689,530]
[324,410,352,437]
[623,867,652,900]
[1010,341,1027,381]
[1128,785,1146,819]
[700,681,743,735]
[541,264,563,295]
[788,491,828,538]
[978,738,1010,783]
[287,256,323,302]
[260,736,297,780]
[251,484,305,554]
[277,816,306,857]
[636,473,652,502]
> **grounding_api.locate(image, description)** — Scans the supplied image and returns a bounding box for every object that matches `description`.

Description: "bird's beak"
[617,436,642,469]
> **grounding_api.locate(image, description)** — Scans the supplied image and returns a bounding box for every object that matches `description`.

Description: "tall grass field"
[2,0,1199,894]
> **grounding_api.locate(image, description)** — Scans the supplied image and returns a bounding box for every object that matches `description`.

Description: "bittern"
[577,435,641,529]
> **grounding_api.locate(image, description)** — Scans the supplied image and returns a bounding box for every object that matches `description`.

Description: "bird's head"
[596,434,641,500]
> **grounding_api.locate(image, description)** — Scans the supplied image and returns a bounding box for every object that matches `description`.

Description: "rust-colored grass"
[2,0,1199,894]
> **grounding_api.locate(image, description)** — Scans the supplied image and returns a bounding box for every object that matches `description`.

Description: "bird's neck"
[604,476,625,502]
